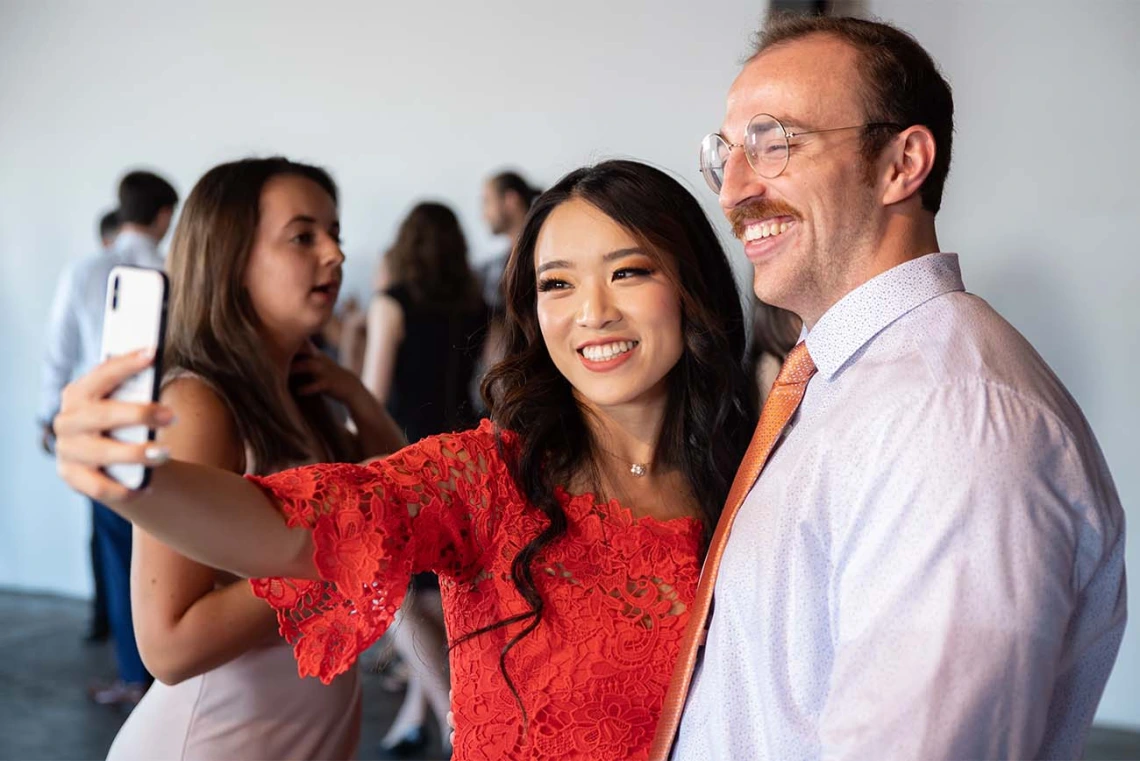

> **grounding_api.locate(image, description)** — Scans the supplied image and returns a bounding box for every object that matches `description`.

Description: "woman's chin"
[573,378,671,412]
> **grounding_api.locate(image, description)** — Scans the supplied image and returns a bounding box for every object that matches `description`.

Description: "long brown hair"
[164,157,359,471]
[385,202,482,311]
[467,159,756,723]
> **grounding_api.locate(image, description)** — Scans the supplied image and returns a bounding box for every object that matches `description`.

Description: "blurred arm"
[360,294,403,404]
[39,263,83,426]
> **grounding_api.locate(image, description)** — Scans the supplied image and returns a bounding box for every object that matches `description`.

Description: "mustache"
[729,200,801,239]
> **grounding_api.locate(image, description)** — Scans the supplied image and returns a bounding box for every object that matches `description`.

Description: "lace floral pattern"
[249,420,702,760]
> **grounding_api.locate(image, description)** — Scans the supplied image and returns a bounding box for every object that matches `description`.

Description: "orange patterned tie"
[649,341,816,760]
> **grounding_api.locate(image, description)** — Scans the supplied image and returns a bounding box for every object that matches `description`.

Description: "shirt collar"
[803,252,964,380]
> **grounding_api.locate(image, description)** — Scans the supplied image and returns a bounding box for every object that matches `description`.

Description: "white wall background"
[1,0,1136,730]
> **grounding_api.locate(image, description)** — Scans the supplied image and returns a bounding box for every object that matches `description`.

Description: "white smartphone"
[98,265,169,489]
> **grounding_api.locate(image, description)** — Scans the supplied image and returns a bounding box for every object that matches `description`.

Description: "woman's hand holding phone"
[53,349,176,505]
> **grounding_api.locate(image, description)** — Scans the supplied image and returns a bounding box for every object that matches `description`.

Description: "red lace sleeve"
[247,421,510,684]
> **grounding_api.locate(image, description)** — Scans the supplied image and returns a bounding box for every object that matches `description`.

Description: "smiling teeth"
[743,220,791,242]
[581,341,637,361]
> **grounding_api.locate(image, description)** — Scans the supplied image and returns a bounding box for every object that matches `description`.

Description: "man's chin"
[750,275,799,314]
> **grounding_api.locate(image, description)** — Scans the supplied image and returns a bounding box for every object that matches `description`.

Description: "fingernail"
[144,445,170,464]
[136,347,156,361]
[154,408,176,425]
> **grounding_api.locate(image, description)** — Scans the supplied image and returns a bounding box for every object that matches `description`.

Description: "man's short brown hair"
[752,15,954,214]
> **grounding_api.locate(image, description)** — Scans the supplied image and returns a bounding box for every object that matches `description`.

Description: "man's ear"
[880,125,936,207]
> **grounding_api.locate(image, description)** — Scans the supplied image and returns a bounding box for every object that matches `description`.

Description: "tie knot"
[774,341,816,386]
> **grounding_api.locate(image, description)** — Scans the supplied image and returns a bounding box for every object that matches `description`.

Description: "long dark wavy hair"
[467,159,757,724]
[384,201,482,312]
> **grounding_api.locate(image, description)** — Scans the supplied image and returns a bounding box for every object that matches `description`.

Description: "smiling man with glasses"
[649,14,1126,761]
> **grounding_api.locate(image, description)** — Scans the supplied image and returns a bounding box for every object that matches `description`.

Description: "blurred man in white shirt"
[40,170,178,705]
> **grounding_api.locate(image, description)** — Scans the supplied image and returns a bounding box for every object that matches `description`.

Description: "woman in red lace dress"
[53,160,756,760]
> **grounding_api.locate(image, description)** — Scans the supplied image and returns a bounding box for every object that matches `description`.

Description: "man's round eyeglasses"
[699,113,902,194]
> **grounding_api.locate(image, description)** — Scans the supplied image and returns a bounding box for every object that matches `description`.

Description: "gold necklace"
[596,445,651,478]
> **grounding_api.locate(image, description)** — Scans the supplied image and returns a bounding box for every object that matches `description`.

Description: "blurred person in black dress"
[360,201,488,756]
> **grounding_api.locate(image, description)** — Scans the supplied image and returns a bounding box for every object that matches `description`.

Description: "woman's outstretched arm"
[56,349,509,686]
[54,349,316,580]
[142,461,316,580]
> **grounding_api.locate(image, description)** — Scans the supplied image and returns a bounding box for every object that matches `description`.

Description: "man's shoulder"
[52,249,110,300]
[827,290,1113,503]
[67,248,121,282]
[71,245,163,285]
[850,292,1117,509]
[870,291,1077,423]
[818,292,1122,595]
[58,249,131,322]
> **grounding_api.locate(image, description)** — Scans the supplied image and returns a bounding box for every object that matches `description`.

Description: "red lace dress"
[248,420,702,760]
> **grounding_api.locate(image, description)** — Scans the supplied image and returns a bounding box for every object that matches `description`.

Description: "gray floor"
[1,590,1137,761]
[0,590,447,760]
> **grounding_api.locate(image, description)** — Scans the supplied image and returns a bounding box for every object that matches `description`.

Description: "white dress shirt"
[39,230,162,423]
[673,253,1126,760]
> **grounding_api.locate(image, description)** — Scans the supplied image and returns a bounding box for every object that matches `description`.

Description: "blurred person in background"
[39,171,177,705]
[106,157,404,760]
[473,171,542,411]
[87,208,122,643]
[363,202,488,441]
[99,208,121,249]
[51,208,122,644]
[478,170,540,314]
[360,201,488,757]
